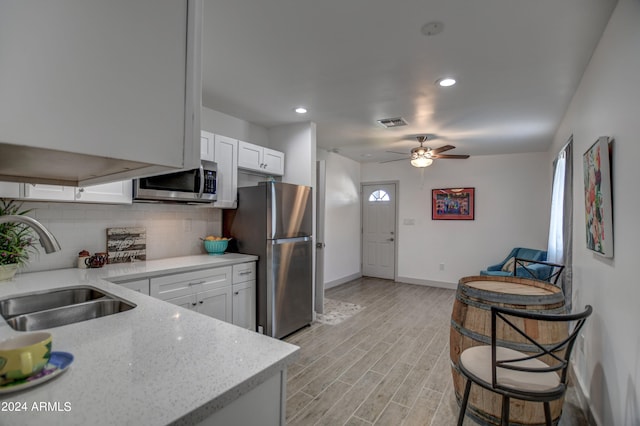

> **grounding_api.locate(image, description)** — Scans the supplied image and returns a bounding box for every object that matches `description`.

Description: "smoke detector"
[376,117,409,128]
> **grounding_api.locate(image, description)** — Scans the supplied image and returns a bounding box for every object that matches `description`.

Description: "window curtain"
[547,140,573,309]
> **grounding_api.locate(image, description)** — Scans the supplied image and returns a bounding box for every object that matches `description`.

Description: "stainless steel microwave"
[133,160,217,203]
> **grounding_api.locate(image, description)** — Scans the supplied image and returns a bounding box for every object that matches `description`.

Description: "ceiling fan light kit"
[382,135,470,168]
[411,156,433,168]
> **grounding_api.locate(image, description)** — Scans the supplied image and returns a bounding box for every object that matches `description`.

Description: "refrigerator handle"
[271,236,312,244]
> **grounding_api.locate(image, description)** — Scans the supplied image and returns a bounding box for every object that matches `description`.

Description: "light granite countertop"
[0,254,299,426]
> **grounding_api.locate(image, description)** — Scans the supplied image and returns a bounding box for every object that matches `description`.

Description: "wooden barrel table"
[450,275,567,426]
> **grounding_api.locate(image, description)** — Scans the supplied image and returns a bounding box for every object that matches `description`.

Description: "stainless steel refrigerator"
[223,182,313,339]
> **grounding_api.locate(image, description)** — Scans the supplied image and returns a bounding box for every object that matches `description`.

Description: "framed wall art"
[432,188,475,220]
[583,136,613,258]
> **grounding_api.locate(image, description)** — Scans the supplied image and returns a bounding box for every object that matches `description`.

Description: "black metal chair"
[514,257,566,285]
[456,304,593,426]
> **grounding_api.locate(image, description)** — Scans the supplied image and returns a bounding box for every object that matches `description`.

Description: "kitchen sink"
[0,286,136,331]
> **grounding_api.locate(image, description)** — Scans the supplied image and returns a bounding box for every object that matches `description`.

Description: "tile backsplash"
[18,202,221,273]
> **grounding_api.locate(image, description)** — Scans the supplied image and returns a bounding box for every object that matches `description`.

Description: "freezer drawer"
[263,237,313,338]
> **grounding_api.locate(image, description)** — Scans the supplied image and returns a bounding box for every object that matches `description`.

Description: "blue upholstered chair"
[480,247,556,282]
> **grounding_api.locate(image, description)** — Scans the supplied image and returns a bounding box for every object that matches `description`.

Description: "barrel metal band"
[450,319,560,353]
[455,292,567,314]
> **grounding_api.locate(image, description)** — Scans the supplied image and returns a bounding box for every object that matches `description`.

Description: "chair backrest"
[514,258,565,284]
[490,305,592,392]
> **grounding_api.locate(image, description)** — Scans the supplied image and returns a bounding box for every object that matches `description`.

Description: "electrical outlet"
[439,263,445,271]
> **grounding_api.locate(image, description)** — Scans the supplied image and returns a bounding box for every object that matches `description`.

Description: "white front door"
[362,183,397,280]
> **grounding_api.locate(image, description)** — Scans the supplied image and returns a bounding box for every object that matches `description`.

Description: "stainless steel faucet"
[0,215,62,253]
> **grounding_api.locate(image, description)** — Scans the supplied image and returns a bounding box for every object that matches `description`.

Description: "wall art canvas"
[583,137,613,257]
[107,227,147,263]
[432,188,475,220]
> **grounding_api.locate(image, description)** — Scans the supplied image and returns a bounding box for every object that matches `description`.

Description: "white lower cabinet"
[197,286,232,322]
[232,262,256,330]
[150,266,232,324]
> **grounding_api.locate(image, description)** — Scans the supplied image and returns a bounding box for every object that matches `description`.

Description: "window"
[368,190,390,202]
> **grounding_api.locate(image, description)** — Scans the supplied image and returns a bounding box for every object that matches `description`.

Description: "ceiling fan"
[381,136,470,168]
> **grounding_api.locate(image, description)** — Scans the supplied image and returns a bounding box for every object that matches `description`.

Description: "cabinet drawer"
[150,266,232,300]
[233,262,256,283]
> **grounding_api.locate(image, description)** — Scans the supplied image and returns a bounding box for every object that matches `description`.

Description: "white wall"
[201,106,269,146]
[549,1,640,424]
[361,152,551,287]
[17,202,220,274]
[320,152,362,288]
[269,122,317,187]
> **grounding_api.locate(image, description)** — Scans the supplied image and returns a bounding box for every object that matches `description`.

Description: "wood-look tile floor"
[284,277,587,426]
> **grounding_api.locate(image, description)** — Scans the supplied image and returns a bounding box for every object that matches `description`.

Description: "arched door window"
[368,189,390,202]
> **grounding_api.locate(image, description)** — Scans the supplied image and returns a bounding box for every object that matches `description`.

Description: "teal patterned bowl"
[203,239,228,255]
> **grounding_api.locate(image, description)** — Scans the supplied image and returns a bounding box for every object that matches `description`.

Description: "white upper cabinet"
[238,141,285,176]
[201,131,215,162]
[0,183,21,199]
[0,0,202,187]
[75,181,133,204]
[23,184,75,201]
[213,134,238,209]
[23,182,132,204]
[263,148,285,175]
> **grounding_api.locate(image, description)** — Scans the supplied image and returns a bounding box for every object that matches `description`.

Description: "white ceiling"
[201,0,617,163]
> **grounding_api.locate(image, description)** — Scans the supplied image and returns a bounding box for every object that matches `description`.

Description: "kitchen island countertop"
[0,254,298,426]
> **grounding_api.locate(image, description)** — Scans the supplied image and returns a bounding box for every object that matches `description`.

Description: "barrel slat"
[450,275,567,426]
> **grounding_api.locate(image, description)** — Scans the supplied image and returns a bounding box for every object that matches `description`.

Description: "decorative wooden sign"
[106,227,147,264]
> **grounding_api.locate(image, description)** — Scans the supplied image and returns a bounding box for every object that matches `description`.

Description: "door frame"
[315,160,326,314]
[360,180,399,281]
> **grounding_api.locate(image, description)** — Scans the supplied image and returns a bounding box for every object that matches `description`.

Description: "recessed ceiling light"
[294,107,308,114]
[436,78,456,87]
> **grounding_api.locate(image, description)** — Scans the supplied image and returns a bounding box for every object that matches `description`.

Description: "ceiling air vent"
[376,117,408,128]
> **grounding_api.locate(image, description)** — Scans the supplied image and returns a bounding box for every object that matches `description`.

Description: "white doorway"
[361,182,397,280]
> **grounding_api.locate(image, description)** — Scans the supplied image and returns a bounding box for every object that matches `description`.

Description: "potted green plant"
[0,198,37,281]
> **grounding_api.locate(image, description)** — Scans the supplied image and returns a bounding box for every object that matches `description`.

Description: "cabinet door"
[75,181,132,204]
[233,281,256,330]
[201,131,215,162]
[237,141,263,171]
[263,148,285,176]
[197,287,232,322]
[0,1,201,186]
[0,182,21,198]
[116,278,150,295]
[23,184,75,201]
[164,293,197,311]
[213,135,238,208]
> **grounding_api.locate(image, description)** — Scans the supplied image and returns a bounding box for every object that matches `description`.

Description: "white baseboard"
[570,364,599,426]
[324,272,362,289]
[395,276,457,290]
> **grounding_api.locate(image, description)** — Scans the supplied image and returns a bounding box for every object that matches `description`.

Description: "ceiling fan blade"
[379,158,409,163]
[430,145,455,154]
[385,150,409,155]
[431,154,470,159]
